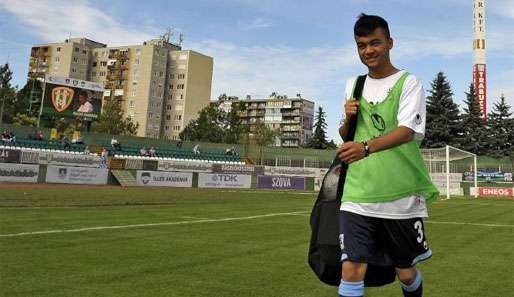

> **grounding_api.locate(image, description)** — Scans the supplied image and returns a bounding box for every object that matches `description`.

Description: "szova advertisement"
[136,171,193,187]
[46,166,108,185]
[0,163,39,183]
[257,175,305,190]
[198,173,251,189]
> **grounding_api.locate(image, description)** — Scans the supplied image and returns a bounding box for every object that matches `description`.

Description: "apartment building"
[219,94,315,147]
[28,37,213,139]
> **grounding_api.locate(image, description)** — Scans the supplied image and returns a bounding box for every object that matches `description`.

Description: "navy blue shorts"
[339,210,432,268]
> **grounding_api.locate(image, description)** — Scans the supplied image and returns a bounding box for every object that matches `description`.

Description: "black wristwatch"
[362,141,370,157]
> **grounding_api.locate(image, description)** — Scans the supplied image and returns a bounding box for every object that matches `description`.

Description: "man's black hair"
[354,13,390,38]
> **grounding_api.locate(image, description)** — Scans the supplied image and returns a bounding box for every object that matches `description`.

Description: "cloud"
[239,18,273,30]
[189,39,360,104]
[0,0,157,46]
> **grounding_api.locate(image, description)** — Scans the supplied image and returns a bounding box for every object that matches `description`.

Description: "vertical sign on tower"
[473,0,487,118]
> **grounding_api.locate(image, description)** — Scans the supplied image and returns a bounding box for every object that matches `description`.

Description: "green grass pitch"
[0,186,513,297]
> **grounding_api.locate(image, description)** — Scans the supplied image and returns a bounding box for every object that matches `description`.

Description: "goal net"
[421,145,478,199]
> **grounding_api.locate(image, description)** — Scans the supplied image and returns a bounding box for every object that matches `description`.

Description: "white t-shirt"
[340,70,428,219]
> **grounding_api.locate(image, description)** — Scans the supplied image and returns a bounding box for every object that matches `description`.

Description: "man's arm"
[336,126,414,164]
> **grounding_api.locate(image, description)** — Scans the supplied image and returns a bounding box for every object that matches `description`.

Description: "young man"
[336,14,439,297]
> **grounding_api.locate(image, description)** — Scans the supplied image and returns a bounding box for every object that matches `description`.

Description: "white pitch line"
[0,211,309,238]
[425,220,514,228]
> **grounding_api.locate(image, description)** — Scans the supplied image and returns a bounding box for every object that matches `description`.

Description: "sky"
[0,0,513,142]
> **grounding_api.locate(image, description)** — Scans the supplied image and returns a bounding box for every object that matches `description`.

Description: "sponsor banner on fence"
[158,160,213,172]
[264,166,328,178]
[46,166,108,185]
[0,163,39,183]
[38,152,101,167]
[257,175,305,190]
[0,149,21,163]
[471,187,513,197]
[21,150,40,164]
[198,173,251,189]
[212,164,264,175]
[464,171,513,182]
[136,171,193,187]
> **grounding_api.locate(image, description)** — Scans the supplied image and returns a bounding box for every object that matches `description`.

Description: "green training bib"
[342,72,439,203]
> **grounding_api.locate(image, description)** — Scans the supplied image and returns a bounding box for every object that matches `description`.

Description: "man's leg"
[339,261,366,297]
[396,266,423,297]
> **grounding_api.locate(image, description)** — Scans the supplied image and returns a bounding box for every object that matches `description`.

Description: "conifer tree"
[487,94,513,158]
[459,84,488,155]
[424,72,461,148]
[307,106,329,149]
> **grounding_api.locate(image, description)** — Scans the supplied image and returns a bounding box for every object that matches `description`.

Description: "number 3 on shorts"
[414,220,424,243]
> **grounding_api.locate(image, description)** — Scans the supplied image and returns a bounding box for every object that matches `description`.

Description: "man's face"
[79,94,87,104]
[355,28,393,70]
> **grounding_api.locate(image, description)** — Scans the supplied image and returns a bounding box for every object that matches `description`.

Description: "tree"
[223,101,246,144]
[424,72,461,148]
[459,84,488,155]
[15,79,43,117]
[307,106,329,149]
[0,63,17,125]
[91,98,139,135]
[180,103,225,142]
[487,94,513,158]
[253,121,280,164]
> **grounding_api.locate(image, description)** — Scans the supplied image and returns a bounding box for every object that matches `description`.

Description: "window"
[82,50,87,54]
[99,71,106,76]
[177,84,184,89]
[166,115,171,120]
[135,48,141,55]
[100,61,107,67]
[178,74,185,79]
[71,68,76,73]
[56,47,61,52]
[92,62,97,67]
[169,84,173,89]
[159,71,163,77]
[180,94,183,99]
[73,57,78,62]
[54,57,60,62]
[132,89,136,97]
[170,74,174,79]
[75,47,79,52]
[149,113,153,119]
[135,58,140,65]
[166,105,172,110]
[129,100,135,108]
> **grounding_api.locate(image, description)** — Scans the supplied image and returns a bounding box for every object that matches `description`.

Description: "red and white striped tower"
[473,0,487,118]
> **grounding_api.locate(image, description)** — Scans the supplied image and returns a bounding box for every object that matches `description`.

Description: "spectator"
[140,147,148,157]
[176,140,183,148]
[148,147,156,157]
[192,144,201,155]
[99,148,108,168]
[8,131,16,144]
[111,137,121,151]
[83,146,90,154]
[1,130,11,142]
[60,135,71,149]
[73,136,84,145]
[36,130,44,141]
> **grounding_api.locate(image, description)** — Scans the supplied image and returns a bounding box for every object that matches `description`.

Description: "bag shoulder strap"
[346,75,366,142]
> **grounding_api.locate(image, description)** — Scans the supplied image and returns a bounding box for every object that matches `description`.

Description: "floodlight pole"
[446,145,450,199]
[37,76,47,128]
[474,155,478,198]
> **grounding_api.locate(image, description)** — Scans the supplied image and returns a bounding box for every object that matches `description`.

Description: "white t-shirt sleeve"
[398,75,426,140]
